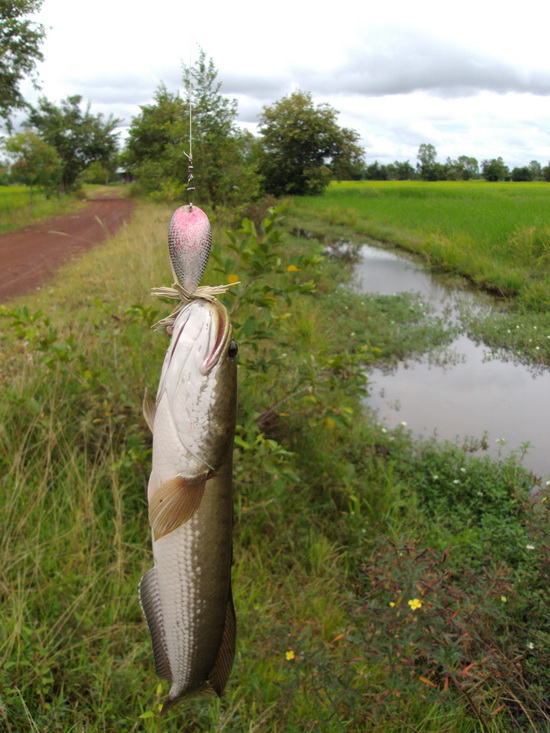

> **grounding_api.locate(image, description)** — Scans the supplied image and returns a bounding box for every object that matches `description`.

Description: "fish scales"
[140,297,237,709]
[153,467,233,696]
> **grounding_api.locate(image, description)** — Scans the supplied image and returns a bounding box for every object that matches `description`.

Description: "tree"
[80,159,115,185]
[0,0,46,123]
[392,160,416,180]
[124,51,259,206]
[457,155,479,180]
[445,157,462,181]
[542,163,550,182]
[511,166,532,182]
[183,51,254,204]
[364,161,388,180]
[258,90,364,196]
[122,83,186,198]
[4,130,61,200]
[443,156,478,181]
[528,160,542,180]
[481,157,509,182]
[25,95,121,190]
[417,143,439,180]
[0,159,9,184]
[330,127,365,181]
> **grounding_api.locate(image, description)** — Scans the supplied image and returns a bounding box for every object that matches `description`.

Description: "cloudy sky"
[17,0,550,168]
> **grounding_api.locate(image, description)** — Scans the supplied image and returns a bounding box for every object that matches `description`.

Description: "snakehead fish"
[140,296,238,709]
[140,204,237,710]
[168,205,212,294]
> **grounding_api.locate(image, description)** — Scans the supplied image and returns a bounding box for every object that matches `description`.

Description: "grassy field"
[0,201,548,731]
[0,185,87,233]
[0,184,128,234]
[290,181,550,313]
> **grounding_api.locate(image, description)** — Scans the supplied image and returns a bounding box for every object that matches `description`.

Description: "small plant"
[211,205,318,350]
[351,526,549,730]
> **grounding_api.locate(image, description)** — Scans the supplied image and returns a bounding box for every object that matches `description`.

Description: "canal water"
[354,243,550,481]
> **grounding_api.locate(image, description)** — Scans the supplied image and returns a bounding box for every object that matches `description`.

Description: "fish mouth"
[199,299,231,375]
[164,297,232,380]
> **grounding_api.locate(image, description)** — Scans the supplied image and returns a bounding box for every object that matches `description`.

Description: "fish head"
[157,297,237,474]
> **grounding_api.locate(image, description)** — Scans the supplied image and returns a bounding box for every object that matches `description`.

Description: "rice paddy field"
[0,199,548,731]
[291,181,550,312]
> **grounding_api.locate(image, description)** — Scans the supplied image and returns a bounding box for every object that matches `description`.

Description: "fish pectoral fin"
[142,388,157,433]
[208,585,237,697]
[149,474,207,540]
[139,567,171,681]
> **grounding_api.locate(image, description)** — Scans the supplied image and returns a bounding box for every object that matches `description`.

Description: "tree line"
[1,48,365,204]
[365,144,550,182]
[1,1,549,206]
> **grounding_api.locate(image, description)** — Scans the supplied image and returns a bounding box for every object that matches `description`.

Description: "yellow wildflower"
[285,650,295,661]
[501,595,507,603]
[408,598,423,611]
[227,274,239,284]
[287,265,301,272]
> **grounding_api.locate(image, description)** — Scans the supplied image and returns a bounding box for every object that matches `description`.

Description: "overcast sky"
[17,0,550,168]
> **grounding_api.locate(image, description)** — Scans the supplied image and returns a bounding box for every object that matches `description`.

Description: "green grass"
[0,201,548,731]
[290,180,550,312]
[0,185,86,233]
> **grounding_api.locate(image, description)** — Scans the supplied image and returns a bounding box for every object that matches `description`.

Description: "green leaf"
[138,711,156,719]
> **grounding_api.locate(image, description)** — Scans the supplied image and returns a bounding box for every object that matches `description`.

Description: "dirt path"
[0,195,135,302]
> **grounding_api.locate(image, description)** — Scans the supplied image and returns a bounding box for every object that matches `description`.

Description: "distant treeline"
[356,145,550,182]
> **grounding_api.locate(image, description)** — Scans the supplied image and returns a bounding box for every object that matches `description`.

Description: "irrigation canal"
[354,243,550,482]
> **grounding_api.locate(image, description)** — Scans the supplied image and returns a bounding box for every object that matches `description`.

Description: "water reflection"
[354,244,550,480]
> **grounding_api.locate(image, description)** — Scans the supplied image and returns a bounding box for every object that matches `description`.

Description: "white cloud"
[10,0,550,169]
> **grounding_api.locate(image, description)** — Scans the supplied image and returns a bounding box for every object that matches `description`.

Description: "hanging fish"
[140,294,238,710]
[168,205,212,295]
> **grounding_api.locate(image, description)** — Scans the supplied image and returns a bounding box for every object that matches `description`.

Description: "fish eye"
[228,340,238,358]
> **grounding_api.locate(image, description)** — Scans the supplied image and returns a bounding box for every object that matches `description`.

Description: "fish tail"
[160,589,236,713]
[161,683,215,714]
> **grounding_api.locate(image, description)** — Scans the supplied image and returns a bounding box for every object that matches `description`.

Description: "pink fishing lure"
[168,205,212,294]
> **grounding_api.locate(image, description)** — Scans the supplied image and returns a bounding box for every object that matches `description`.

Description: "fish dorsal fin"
[142,388,156,433]
[149,475,207,540]
[208,585,236,697]
[139,567,172,681]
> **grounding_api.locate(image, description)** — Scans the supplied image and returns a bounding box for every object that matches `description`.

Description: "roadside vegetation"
[0,184,83,233]
[0,200,548,731]
[0,183,129,234]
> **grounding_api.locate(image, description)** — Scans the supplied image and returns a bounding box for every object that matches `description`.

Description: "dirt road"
[0,195,135,302]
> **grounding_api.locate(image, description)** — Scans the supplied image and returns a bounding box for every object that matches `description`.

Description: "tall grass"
[0,201,548,731]
[0,186,84,233]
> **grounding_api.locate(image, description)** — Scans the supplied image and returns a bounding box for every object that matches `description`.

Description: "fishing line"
[185,44,195,208]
